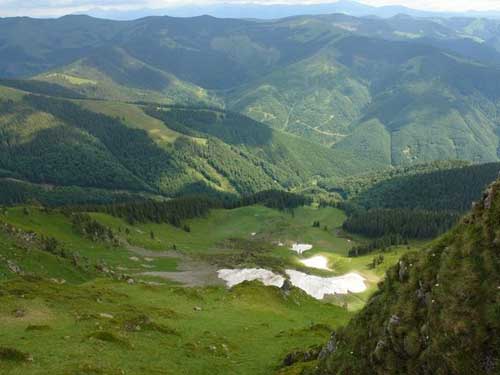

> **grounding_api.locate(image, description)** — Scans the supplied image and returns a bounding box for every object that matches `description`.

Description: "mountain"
[348,162,500,212]
[2,14,500,168]
[316,178,500,374]
[0,82,375,202]
[36,46,221,106]
[84,1,500,21]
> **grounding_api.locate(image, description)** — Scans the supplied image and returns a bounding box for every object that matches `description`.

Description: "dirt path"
[140,266,224,287]
[123,241,223,287]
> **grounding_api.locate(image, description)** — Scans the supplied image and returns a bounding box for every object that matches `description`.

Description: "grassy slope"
[0,203,421,374]
[0,207,422,374]
[1,84,377,200]
[0,278,349,375]
[317,179,500,374]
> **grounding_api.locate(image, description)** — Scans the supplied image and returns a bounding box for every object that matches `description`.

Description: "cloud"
[361,0,500,11]
[1,0,500,17]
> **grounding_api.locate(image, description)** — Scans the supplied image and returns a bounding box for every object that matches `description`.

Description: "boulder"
[318,332,337,361]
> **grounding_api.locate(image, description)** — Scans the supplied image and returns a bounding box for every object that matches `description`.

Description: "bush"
[0,347,30,362]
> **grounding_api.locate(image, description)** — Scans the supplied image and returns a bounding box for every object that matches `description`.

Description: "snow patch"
[299,255,331,271]
[285,270,366,299]
[291,243,313,254]
[217,268,285,288]
[217,268,367,300]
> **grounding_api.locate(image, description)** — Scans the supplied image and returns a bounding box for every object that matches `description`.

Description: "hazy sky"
[1,0,500,17]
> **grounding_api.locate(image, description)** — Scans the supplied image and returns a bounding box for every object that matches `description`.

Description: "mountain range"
[2,12,500,196]
[84,1,500,21]
[2,7,500,375]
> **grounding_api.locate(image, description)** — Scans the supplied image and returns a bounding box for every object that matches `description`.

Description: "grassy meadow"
[0,204,421,374]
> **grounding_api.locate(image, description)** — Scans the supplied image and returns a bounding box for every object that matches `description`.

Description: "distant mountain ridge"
[82,1,500,21]
[2,13,500,169]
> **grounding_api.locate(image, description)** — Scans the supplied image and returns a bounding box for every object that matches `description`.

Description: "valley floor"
[0,205,421,374]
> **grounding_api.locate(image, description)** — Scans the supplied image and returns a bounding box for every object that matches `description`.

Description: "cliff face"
[318,180,500,374]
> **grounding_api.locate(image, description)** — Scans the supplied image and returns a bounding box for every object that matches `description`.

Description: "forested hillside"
[1,14,500,166]
[325,162,500,212]
[317,178,500,374]
[321,162,500,246]
[0,84,370,202]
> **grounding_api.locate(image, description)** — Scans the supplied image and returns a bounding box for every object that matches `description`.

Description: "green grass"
[0,204,422,374]
[94,206,350,255]
[0,231,88,283]
[0,208,175,275]
[78,100,185,145]
[1,205,418,291]
[0,278,351,375]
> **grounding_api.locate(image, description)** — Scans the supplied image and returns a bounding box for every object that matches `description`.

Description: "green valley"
[0,199,419,374]
[1,6,500,375]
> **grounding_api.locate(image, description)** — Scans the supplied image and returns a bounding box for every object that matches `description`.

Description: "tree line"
[348,234,408,257]
[343,208,460,240]
[77,190,309,226]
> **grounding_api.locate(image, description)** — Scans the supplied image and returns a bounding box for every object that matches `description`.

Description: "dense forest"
[92,196,218,226]
[0,79,85,99]
[0,179,148,207]
[329,162,500,249]
[343,208,460,240]
[344,162,500,212]
[0,94,295,197]
[82,190,308,226]
[348,234,408,257]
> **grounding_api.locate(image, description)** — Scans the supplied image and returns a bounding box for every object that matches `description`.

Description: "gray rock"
[12,309,26,318]
[386,314,401,337]
[398,261,409,282]
[7,260,22,274]
[373,339,386,362]
[484,188,494,209]
[318,332,337,361]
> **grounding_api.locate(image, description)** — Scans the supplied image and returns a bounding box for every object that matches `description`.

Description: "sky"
[1,0,500,17]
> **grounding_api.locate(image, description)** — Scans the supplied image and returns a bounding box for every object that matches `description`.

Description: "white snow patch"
[299,255,331,271]
[285,270,367,299]
[217,268,367,300]
[291,243,313,254]
[217,268,285,288]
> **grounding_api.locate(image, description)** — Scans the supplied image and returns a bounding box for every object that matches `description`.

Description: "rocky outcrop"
[317,179,500,374]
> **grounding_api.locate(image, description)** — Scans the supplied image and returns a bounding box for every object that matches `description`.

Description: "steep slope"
[36,47,221,107]
[145,105,380,180]
[0,85,373,200]
[0,91,279,197]
[317,178,500,374]
[228,48,371,146]
[331,36,500,165]
[349,162,500,212]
